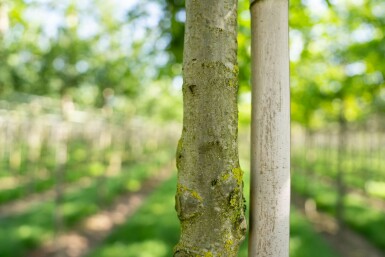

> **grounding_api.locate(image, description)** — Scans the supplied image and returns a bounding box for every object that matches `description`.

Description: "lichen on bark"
[174,0,246,256]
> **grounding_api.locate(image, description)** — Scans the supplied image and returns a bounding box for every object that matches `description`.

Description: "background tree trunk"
[174,0,246,256]
[249,0,290,257]
[336,113,346,229]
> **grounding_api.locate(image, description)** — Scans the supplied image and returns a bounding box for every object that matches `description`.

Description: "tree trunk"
[336,113,346,229]
[303,129,313,193]
[249,0,290,257]
[174,0,246,256]
[53,125,68,235]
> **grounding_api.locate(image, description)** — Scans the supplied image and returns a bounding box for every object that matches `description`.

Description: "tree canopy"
[0,0,384,127]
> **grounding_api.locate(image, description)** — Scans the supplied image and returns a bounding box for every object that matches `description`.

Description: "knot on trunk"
[175,184,203,220]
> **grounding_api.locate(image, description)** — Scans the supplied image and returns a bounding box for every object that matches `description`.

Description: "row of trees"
[0,95,177,193]
[163,0,385,127]
[0,0,164,104]
[290,0,385,131]
[2,0,384,127]
[0,97,181,256]
[1,0,384,256]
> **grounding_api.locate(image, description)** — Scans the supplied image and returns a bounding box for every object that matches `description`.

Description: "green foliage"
[0,0,149,104]
[150,0,385,126]
[1,0,385,125]
[289,0,385,127]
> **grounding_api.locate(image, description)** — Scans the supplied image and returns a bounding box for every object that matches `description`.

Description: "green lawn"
[292,170,385,252]
[87,174,341,257]
[0,149,173,257]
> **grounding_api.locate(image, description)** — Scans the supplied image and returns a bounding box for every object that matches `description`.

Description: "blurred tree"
[160,0,184,66]
[0,0,147,107]
[290,0,385,128]
[174,0,246,256]
[289,0,385,229]
[1,0,384,124]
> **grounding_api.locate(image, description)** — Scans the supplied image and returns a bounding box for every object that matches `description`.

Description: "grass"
[87,176,179,257]
[3,140,380,256]
[292,170,385,252]
[87,173,341,257]
[0,149,173,257]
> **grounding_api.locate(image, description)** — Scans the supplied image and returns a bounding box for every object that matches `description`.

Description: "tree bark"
[174,0,246,256]
[249,0,290,257]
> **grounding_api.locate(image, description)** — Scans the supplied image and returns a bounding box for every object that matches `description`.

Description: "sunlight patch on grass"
[290,236,302,254]
[125,179,141,191]
[92,240,168,257]
[89,162,105,176]
[366,180,385,199]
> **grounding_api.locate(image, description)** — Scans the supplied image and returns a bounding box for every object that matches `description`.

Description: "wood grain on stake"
[249,0,290,257]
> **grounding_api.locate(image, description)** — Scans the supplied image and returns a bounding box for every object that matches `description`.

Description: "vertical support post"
[249,0,290,257]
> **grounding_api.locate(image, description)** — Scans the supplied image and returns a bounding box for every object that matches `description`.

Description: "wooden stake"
[249,0,290,256]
